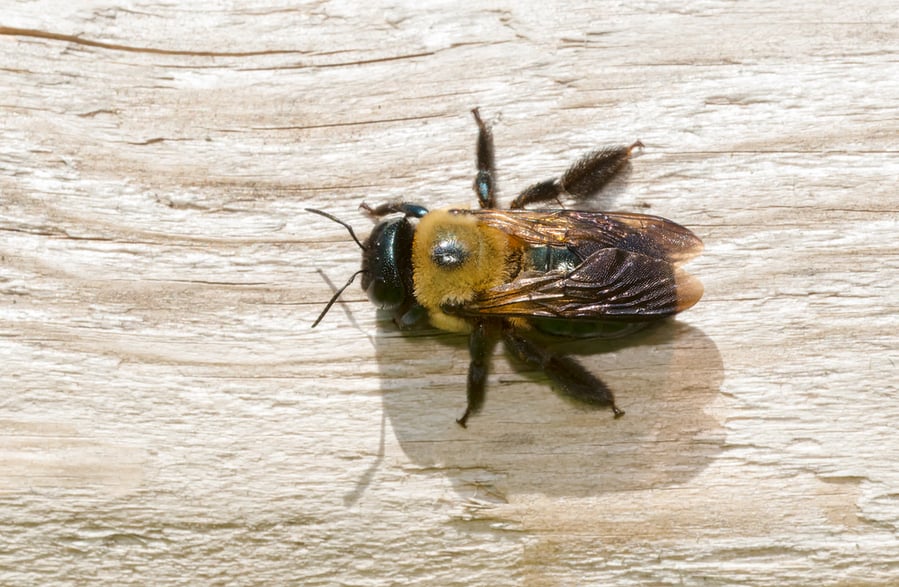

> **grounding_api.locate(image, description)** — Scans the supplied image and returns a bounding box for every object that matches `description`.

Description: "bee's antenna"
[312,269,365,328]
[306,208,366,250]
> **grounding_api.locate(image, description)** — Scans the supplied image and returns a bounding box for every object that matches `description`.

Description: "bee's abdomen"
[528,245,582,274]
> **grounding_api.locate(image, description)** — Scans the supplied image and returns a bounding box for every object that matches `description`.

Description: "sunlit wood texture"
[1,1,897,585]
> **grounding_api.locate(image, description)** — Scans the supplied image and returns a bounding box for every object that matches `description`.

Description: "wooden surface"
[2,1,897,585]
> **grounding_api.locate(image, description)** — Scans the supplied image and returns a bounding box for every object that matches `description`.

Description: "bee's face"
[360,216,414,310]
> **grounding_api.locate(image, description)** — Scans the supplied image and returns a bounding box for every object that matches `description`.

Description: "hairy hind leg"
[502,327,624,417]
[512,141,643,209]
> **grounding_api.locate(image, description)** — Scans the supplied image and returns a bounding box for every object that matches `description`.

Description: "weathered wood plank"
[1,1,898,585]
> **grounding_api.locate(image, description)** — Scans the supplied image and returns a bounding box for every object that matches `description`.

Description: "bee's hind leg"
[511,141,643,209]
[502,327,624,418]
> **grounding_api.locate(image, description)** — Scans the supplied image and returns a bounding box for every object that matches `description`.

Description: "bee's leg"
[471,108,497,209]
[360,201,428,218]
[394,303,429,330]
[511,141,643,209]
[502,327,624,417]
[457,321,495,427]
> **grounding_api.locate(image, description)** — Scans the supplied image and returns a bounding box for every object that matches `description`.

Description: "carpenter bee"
[308,108,703,427]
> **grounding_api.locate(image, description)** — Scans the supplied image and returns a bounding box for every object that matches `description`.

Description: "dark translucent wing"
[596,211,704,265]
[454,248,703,321]
[466,209,703,264]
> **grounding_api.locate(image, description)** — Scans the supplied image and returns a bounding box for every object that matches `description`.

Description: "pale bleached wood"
[1,1,898,585]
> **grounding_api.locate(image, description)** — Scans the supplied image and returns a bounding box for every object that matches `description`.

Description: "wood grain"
[2,1,898,585]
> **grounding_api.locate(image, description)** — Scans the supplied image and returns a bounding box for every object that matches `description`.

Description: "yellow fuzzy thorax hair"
[411,210,518,333]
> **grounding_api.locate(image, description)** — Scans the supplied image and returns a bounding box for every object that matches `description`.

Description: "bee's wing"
[469,209,703,265]
[456,247,703,321]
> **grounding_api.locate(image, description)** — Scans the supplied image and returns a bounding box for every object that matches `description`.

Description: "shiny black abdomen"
[528,244,646,338]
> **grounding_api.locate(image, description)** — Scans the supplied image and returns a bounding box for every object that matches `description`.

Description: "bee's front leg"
[394,303,429,330]
[360,201,428,219]
[502,326,624,418]
[457,320,496,427]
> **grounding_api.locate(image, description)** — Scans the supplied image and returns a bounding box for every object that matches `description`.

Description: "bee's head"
[306,208,416,327]
[360,216,414,310]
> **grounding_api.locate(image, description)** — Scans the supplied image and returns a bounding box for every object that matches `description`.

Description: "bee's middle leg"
[471,108,497,209]
[502,327,624,418]
[457,320,497,427]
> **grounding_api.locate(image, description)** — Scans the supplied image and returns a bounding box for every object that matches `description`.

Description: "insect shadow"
[376,318,723,498]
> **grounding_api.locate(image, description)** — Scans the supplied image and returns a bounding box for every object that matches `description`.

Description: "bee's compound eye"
[431,237,469,268]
